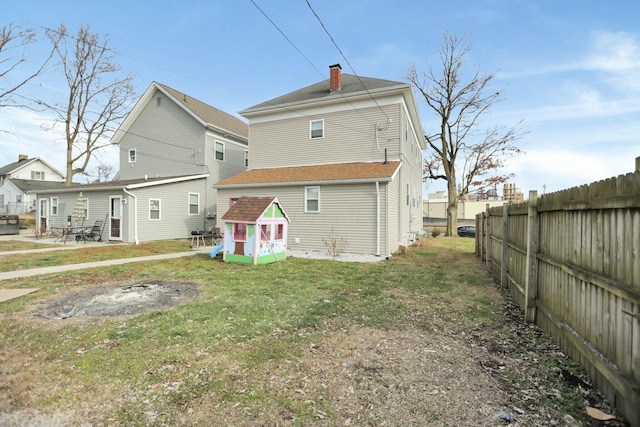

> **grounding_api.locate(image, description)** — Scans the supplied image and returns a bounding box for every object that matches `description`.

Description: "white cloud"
[0,107,120,180]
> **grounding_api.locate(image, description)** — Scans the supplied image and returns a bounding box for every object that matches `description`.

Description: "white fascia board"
[126,174,209,189]
[206,128,248,148]
[245,92,406,125]
[112,82,159,145]
[213,176,395,190]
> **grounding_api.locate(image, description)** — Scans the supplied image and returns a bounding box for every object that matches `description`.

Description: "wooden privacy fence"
[476,160,640,426]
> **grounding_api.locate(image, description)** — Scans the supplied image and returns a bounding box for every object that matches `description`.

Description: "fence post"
[501,203,509,289]
[485,204,491,271]
[524,190,539,323]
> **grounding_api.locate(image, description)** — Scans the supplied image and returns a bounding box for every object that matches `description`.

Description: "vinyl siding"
[117,89,207,180]
[248,104,402,169]
[42,191,112,235]
[387,173,400,254]
[218,181,387,255]
[9,161,64,182]
[131,179,207,242]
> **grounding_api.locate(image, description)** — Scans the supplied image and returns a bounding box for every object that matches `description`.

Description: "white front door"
[38,199,49,234]
[109,196,122,241]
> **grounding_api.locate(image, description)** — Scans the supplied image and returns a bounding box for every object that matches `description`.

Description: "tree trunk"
[446,181,458,237]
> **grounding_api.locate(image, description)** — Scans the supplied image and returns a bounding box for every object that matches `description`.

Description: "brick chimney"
[329,63,342,92]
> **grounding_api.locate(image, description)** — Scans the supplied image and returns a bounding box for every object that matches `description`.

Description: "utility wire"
[304,0,392,124]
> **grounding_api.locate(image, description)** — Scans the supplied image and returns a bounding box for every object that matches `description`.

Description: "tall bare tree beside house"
[45,24,135,185]
[407,32,524,236]
[0,24,60,113]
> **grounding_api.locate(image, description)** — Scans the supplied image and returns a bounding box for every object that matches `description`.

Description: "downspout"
[122,187,139,245]
[376,181,380,256]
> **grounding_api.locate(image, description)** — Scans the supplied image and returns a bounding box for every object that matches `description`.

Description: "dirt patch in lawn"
[31,280,200,323]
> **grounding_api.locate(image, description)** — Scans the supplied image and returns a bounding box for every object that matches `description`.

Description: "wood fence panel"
[477,165,640,426]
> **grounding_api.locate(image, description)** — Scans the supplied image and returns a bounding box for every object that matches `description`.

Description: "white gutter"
[376,181,380,257]
[123,187,139,245]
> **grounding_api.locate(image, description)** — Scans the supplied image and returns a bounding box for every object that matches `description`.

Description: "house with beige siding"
[37,82,248,243]
[215,64,426,257]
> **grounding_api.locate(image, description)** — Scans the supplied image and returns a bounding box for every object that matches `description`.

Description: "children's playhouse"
[220,196,290,265]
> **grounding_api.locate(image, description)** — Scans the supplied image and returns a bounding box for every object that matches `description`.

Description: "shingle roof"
[0,158,34,176]
[240,74,408,115]
[9,179,67,192]
[221,196,279,222]
[215,161,401,186]
[156,82,248,138]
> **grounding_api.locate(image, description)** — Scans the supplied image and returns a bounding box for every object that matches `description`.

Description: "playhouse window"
[275,224,283,240]
[261,224,271,241]
[233,223,247,241]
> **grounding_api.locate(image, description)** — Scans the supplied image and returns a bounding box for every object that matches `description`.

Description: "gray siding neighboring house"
[215,64,426,257]
[0,155,66,214]
[37,175,208,243]
[36,82,248,243]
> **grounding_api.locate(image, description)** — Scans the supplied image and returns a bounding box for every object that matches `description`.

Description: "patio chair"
[211,227,223,245]
[84,220,104,242]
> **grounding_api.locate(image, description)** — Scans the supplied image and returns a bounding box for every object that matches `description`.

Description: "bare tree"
[45,24,135,185]
[0,24,59,111]
[407,32,524,236]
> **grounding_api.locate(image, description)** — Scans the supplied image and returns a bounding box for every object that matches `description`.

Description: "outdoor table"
[51,227,87,244]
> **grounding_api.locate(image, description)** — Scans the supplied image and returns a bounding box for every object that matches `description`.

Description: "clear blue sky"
[2,0,639,197]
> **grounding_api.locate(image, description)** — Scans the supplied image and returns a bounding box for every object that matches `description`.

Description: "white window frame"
[129,149,137,163]
[310,119,324,139]
[31,170,45,180]
[156,96,162,107]
[83,198,89,219]
[51,197,59,216]
[188,192,200,215]
[149,198,161,221]
[305,186,320,213]
[215,141,225,161]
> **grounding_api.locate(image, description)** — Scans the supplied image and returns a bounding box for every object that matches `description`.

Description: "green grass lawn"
[0,237,597,426]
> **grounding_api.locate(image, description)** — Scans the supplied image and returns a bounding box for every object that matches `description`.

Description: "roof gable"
[221,196,290,222]
[0,157,64,178]
[113,82,248,144]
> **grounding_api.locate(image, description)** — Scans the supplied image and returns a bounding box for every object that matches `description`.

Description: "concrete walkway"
[0,233,210,281]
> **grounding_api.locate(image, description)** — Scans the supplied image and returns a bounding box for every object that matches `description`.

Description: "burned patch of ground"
[34,280,200,320]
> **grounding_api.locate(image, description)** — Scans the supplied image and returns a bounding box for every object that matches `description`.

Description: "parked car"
[457,225,476,238]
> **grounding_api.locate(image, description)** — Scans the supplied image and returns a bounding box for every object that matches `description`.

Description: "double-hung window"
[188,193,199,215]
[51,197,58,215]
[215,141,224,161]
[149,199,161,220]
[129,149,136,163]
[305,186,320,212]
[31,170,45,180]
[310,119,324,139]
